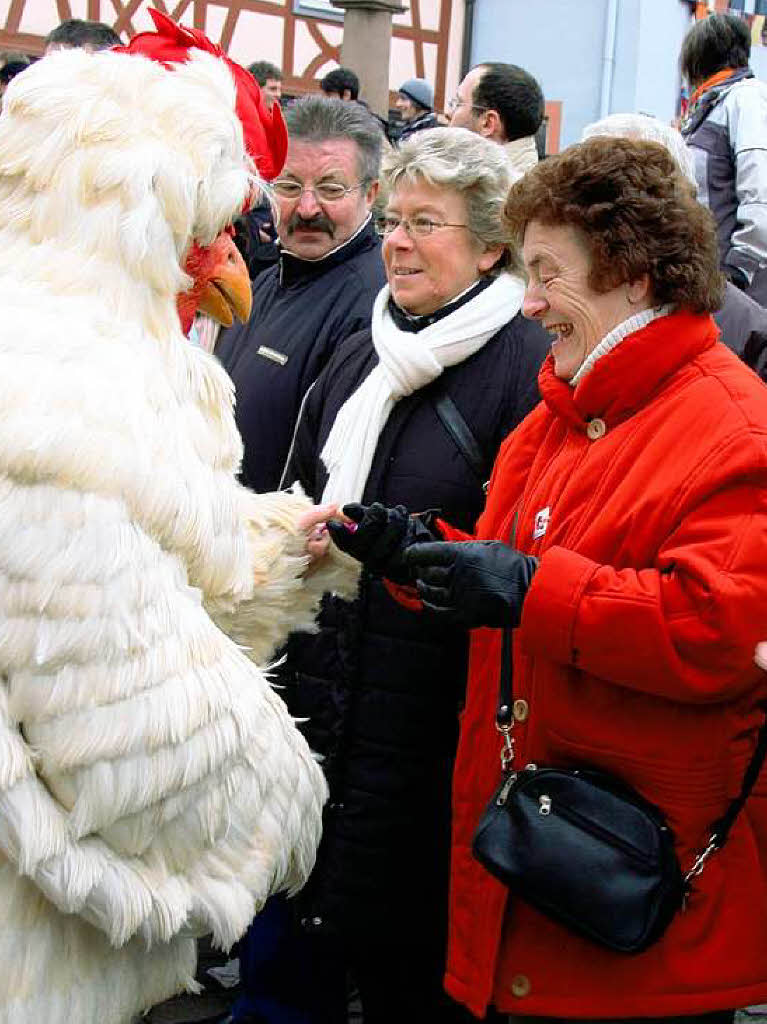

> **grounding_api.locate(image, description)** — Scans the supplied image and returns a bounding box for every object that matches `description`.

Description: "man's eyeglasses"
[447,95,489,114]
[272,179,367,202]
[377,215,474,239]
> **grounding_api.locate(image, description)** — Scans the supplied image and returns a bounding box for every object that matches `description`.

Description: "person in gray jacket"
[680,13,767,306]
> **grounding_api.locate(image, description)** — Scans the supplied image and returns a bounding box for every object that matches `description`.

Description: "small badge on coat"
[533,506,550,540]
[257,345,288,366]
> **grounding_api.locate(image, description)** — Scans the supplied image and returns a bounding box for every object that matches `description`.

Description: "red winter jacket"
[443,311,767,1018]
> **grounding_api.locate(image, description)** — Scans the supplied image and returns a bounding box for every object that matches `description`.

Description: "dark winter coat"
[715,280,767,380]
[277,294,549,945]
[395,110,441,143]
[216,217,386,492]
[236,200,279,280]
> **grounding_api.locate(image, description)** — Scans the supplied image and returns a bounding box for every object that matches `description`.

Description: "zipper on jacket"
[278,378,319,491]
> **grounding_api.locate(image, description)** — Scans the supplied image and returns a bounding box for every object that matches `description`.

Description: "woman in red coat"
[329,137,767,1023]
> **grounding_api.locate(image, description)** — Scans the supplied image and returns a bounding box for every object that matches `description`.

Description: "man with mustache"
[216,95,386,493]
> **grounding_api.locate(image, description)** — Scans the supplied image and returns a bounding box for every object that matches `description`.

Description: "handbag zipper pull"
[496,772,517,806]
[538,794,552,816]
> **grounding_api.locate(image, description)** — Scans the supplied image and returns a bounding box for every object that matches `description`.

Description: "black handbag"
[472,628,767,953]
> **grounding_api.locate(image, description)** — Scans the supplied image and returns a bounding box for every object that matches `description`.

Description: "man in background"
[322,65,390,140]
[216,95,386,493]
[239,60,284,277]
[394,77,439,141]
[248,59,282,110]
[44,19,120,53]
[321,65,359,102]
[449,62,544,179]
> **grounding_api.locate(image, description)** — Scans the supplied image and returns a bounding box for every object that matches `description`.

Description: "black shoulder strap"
[432,390,487,484]
[711,710,767,847]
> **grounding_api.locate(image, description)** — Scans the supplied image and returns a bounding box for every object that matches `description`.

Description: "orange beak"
[197,233,252,327]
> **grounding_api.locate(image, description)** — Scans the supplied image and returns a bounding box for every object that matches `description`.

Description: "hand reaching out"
[297,502,338,566]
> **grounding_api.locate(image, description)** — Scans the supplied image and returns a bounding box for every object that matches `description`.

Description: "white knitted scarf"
[321,272,526,506]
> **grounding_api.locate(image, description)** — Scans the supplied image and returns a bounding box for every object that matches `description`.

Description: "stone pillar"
[330,0,407,120]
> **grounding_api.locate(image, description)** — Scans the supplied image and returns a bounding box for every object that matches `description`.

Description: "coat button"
[513,698,529,722]
[586,417,606,441]
[511,973,531,998]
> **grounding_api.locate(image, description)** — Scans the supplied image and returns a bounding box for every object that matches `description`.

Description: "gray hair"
[284,95,384,183]
[582,113,698,189]
[382,127,517,268]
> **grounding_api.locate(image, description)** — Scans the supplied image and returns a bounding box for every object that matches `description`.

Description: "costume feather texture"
[0,46,358,1023]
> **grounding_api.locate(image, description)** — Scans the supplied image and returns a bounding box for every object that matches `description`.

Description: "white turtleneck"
[569,305,673,387]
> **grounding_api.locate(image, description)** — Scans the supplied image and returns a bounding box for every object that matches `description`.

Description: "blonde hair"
[382,127,517,267]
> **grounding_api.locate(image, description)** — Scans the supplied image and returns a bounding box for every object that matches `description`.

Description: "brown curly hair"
[504,137,724,313]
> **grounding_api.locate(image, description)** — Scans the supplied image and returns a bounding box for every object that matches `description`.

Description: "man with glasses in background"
[449,62,544,180]
[216,95,386,493]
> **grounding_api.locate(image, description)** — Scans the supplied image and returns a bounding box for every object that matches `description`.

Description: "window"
[293,0,344,21]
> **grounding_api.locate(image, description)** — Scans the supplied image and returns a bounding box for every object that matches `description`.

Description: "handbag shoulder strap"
[432,390,488,485]
[685,709,767,885]
[710,710,767,847]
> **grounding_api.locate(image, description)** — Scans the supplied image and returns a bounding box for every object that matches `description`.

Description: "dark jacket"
[682,68,767,304]
[395,110,441,143]
[278,294,549,943]
[236,200,279,280]
[715,280,767,380]
[216,217,386,492]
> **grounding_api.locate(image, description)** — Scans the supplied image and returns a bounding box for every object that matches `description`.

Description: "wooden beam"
[0,28,46,53]
[392,24,439,42]
[108,0,145,36]
[410,0,425,79]
[218,0,243,50]
[434,0,451,113]
[281,5,294,79]
[5,0,27,35]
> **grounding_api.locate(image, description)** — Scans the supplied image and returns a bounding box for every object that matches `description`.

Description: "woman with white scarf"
[255,128,549,1024]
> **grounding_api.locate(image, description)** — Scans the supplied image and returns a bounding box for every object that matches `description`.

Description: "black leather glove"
[404,540,538,628]
[327,502,438,583]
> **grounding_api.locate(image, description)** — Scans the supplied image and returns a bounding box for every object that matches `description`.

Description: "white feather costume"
[0,47,357,1023]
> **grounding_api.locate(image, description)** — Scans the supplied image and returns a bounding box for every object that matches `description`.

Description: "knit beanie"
[398,77,433,111]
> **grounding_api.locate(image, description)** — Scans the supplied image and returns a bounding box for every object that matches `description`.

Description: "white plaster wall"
[632,0,693,122]
[471,0,607,147]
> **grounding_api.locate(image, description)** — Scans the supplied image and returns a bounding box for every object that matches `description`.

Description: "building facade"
[469,0,767,149]
[3,1,765,153]
[0,0,467,114]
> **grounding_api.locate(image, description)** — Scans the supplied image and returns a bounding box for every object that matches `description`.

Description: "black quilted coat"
[276,289,549,959]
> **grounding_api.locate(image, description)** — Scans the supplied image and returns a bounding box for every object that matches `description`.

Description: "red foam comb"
[114,9,287,181]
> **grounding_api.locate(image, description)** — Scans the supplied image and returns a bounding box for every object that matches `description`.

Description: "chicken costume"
[0,24,357,1024]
